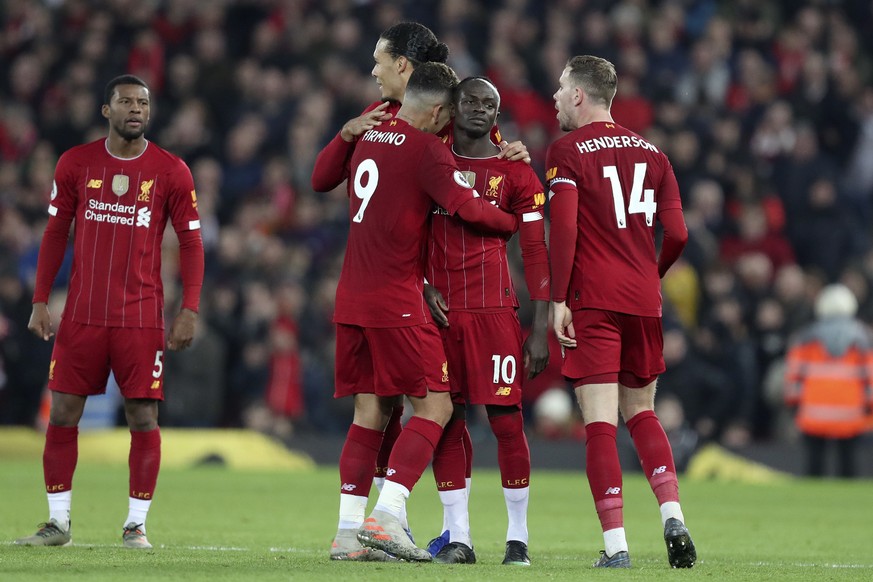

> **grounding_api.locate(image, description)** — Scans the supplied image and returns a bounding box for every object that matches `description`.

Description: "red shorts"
[561,309,664,387]
[334,323,449,398]
[48,319,166,399]
[441,310,523,407]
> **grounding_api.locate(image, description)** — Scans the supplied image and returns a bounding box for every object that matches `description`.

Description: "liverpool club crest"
[112,174,129,196]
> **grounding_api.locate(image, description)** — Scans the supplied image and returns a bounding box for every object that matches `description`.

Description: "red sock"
[585,422,623,531]
[375,405,403,479]
[43,424,78,493]
[626,410,679,504]
[462,424,473,480]
[339,423,383,496]
[386,416,443,491]
[129,428,161,500]
[489,412,530,488]
[432,418,466,491]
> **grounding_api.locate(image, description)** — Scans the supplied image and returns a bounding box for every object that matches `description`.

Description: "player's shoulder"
[58,138,105,166]
[144,141,192,172]
[362,99,401,116]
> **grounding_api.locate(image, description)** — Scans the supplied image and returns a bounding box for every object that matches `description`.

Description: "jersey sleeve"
[167,158,201,233]
[419,140,482,215]
[47,152,78,221]
[545,140,579,303]
[513,165,550,301]
[311,133,355,192]
[656,158,683,212]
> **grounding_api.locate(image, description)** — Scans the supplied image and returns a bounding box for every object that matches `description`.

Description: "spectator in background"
[784,284,873,477]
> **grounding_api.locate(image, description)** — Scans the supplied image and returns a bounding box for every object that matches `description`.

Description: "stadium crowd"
[2,0,873,450]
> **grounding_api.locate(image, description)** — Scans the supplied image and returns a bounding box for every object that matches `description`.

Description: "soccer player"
[423,77,549,566]
[329,62,518,563]
[546,56,696,568]
[313,21,526,561]
[14,75,204,549]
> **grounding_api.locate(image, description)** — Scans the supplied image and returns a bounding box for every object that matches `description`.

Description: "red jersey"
[428,152,549,310]
[546,122,683,317]
[44,138,200,328]
[334,118,489,327]
[311,100,502,193]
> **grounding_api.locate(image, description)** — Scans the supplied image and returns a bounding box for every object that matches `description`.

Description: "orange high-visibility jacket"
[784,319,873,439]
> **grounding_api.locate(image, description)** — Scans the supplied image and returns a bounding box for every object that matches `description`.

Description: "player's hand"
[551,301,576,348]
[28,302,54,341]
[167,308,198,351]
[424,284,449,327]
[523,329,549,379]
[340,102,393,142]
[497,140,531,165]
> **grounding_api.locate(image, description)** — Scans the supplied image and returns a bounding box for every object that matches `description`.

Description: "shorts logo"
[441,361,449,383]
[87,179,103,189]
[605,487,621,495]
[138,179,153,202]
[341,483,357,492]
[385,468,396,477]
[495,386,512,396]
[136,207,151,228]
[112,174,129,196]
[49,359,56,380]
[150,380,161,390]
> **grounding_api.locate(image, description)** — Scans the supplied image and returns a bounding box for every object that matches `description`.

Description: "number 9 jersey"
[546,121,684,317]
[333,118,484,328]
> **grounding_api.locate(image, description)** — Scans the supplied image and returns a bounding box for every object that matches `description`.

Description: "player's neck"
[106,134,147,159]
[576,109,614,129]
[452,132,499,158]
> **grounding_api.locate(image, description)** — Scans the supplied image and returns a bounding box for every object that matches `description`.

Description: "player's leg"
[358,324,452,562]
[486,404,531,566]
[576,381,628,567]
[618,314,695,568]
[16,321,107,547]
[373,402,403,491]
[111,326,167,550]
[430,403,474,563]
[331,324,393,561]
[564,309,630,567]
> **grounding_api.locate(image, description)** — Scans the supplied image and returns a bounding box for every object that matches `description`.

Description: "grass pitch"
[1,459,871,581]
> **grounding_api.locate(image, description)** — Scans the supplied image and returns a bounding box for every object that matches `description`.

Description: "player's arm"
[547,174,579,349]
[455,196,518,235]
[514,174,550,376]
[29,215,73,341]
[30,162,77,341]
[167,163,205,351]
[311,102,393,192]
[656,165,688,278]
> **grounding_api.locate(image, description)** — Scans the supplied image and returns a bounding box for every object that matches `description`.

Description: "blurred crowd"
[2,0,873,449]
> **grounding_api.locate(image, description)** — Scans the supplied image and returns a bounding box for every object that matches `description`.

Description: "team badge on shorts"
[112,174,130,196]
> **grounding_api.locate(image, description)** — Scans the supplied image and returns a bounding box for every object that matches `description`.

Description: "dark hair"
[406,62,459,105]
[454,76,500,104]
[380,22,449,66]
[565,55,617,108]
[104,74,149,105]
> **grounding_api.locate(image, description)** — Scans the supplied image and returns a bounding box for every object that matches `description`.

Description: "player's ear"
[396,55,408,74]
[101,104,111,119]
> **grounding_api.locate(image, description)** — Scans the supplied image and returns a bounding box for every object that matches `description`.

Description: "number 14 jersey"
[546,121,683,317]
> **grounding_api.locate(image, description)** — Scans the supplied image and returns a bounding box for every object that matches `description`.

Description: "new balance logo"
[136,207,151,227]
[341,483,357,492]
[150,380,161,390]
[605,487,621,495]
[495,386,512,396]
[385,468,396,477]
[87,179,103,188]
[652,465,667,476]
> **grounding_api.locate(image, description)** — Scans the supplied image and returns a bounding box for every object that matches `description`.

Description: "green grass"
[1,459,872,580]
